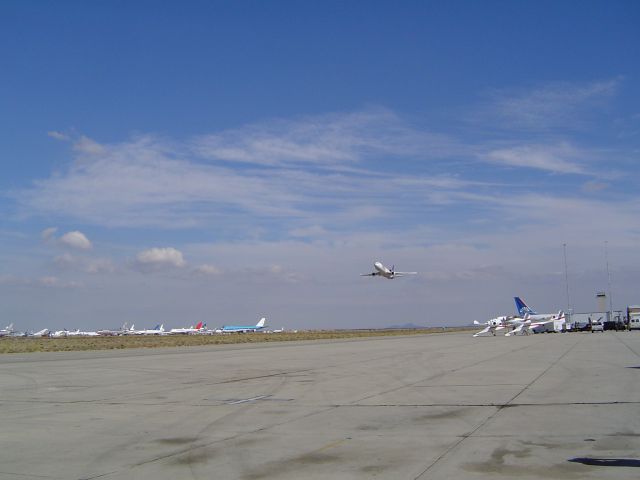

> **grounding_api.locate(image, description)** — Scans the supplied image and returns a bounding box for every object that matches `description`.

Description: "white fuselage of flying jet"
[361,262,417,279]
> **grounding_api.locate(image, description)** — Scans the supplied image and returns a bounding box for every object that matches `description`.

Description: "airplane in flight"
[220,317,267,333]
[360,261,417,279]
[169,322,205,334]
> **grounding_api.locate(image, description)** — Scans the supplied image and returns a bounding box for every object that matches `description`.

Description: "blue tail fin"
[515,297,537,316]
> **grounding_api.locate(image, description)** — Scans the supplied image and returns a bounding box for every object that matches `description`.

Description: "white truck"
[628,306,640,330]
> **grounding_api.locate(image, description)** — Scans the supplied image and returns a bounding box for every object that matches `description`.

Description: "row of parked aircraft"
[0,318,272,338]
[2,261,403,338]
[473,297,566,337]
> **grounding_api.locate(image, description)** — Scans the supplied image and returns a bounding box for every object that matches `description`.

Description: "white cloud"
[193,108,457,167]
[41,227,58,241]
[483,143,587,174]
[47,131,70,141]
[0,274,80,289]
[193,264,223,275]
[38,276,81,288]
[135,247,186,270]
[482,78,620,131]
[13,114,469,229]
[53,253,115,274]
[59,231,92,250]
[73,135,106,155]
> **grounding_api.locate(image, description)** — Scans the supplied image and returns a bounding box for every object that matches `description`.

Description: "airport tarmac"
[1,331,640,479]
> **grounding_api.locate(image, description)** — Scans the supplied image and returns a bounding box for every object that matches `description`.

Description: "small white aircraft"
[513,297,566,333]
[360,261,417,279]
[0,323,15,337]
[473,316,517,337]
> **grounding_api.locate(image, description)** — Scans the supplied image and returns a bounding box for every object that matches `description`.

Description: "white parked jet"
[360,262,417,279]
[169,322,205,334]
[129,324,166,335]
[513,297,565,333]
[67,329,99,337]
[29,329,50,337]
[0,323,15,337]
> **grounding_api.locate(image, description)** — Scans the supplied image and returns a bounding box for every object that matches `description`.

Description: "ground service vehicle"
[628,306,640,331]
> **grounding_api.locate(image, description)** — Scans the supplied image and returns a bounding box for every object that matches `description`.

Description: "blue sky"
[1,1,639,330]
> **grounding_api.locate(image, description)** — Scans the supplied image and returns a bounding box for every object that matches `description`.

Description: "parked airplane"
[0,323,15,337]
[513,297,565,333]
[129,324,166,335]
[169,322,204,334]
[515,297,557,321]
[473,316,517,337]
[29,329,50,337]
[67,329,99,337]
[360,262,417,279]
[221,317,267,333]
[97,323,128,336]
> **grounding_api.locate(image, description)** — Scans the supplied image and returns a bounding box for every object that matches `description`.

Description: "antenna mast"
[563,243,571,312]
[605,241,613,317]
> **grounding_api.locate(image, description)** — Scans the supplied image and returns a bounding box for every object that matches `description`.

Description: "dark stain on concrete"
[241,452,341,479]
[357,424,379,431]
[414,408,465,422]
[361,464,390,474]
[156,437,199,445]
[463,446,588,479]
[167,447,216,466]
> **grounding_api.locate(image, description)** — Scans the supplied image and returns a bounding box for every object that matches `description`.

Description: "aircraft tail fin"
[514,297,537,316]
[256,317,266,328]
[195,321,203,330]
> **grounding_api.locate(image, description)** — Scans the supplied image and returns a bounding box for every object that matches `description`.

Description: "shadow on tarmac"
[569,457,640,467]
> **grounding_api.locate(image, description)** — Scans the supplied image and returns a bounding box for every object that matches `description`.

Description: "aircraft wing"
[529,319,555,328]
[473,326,492,337]
[505,322,529,336]
[360,272,377,276]
[393,272,417,276]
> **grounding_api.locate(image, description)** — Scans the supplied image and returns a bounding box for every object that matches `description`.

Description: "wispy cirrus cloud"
[53,253,115,274]
[481,78,620,131]
[193,108,458,167]
[482,142,587,174]
[13,110,469,231]
[0,274,81,289]
[11,87,630,248]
